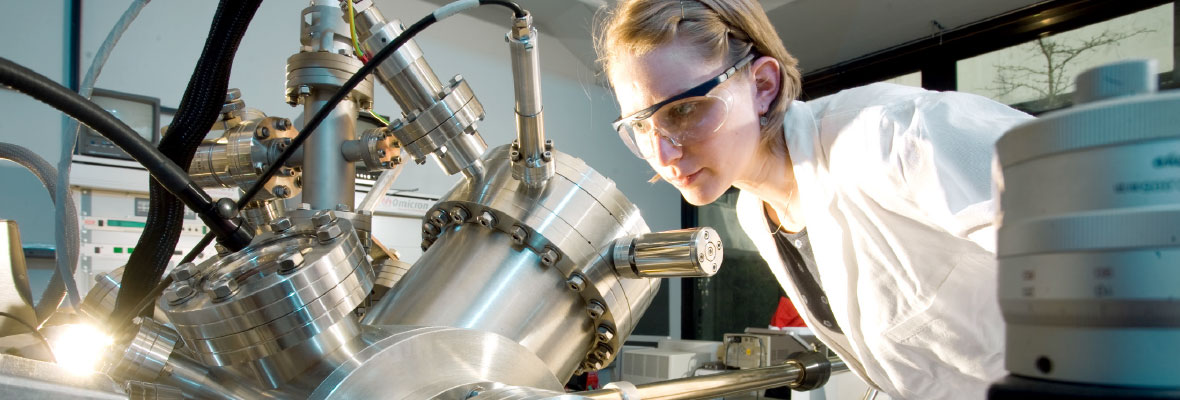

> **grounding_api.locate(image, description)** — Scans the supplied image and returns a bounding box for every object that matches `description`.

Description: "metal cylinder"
[363,146,661,381]
[507,14,554,186]
[995,59,1180,388]
[302,91,358,210]
[575,355,847,400]
[612,227,723,278]
[189,116,302,202]
[349,1,487,178]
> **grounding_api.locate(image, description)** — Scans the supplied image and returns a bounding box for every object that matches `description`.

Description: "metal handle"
[611,227,723,278]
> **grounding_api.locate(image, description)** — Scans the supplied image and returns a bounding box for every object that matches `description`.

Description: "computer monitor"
[76,88,161,161]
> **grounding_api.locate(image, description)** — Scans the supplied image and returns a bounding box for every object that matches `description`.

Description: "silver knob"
[612,227,723,278]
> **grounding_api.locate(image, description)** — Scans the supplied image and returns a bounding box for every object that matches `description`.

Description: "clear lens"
[617,95,731,159]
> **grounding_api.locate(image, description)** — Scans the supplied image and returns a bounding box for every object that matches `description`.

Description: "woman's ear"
[750,56,781,114]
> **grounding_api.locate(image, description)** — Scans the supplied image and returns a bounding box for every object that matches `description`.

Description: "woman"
[595,1,1033,398]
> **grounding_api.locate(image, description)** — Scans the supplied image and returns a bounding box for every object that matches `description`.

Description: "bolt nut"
[542,151,553,162]
[277,252,304,274]
[421,238,434,251]
[476,211,496,228]
[586,300,605,319]
[298,85,311,96]
[597,325,615,343]
[255,126,271,139]
[376,149,387,158]
[567,274,585,291]
[272,185,291,198]
[208,277,239,300]
[511,225,528,246]
[215,244,230,256]
[541,247,560,267]
[448,206,469,223]
[510,150,521,161]
[167,284,196,305]
[274,118,291,131]
[269,217,294,232]
[429,209,450,226]
[171,262,198,282]
[422,222,440,236]
[544,139,553,151]
[312,210,338,227]
[392,155,403,165]
[317,224,344,242]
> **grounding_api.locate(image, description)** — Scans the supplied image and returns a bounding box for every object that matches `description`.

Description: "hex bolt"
[429,209,450,226]
[317,224,344,242]
[392,155,403,165]
[542,151,553,162]
[277,252,304,275]
[586,300,605,319]
[272,185,291,198]
[274,118,291,131]
[541,247,560,268]
[171,262,198,282]
[167,284,196,305]
[209,277,239,300]
[476,211,495,228]
[597,325,615,343]
[510,150,521,161]
[278,166,294,176]
[269,217,293,232]
[298,85,311,97]
[376,149,387,158]
[567,274,586,291]
[448,206,469,223]
[255,126,271,139]
[544,139,553,151]
[312,210,338,227]
[215,243,229,256]
[511,225,528,246]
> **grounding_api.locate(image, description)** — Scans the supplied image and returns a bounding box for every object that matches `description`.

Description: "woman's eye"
[630,120,651,132]
[671,102,697,116]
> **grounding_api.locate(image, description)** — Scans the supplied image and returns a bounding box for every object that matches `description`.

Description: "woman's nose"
[652,134,682,167]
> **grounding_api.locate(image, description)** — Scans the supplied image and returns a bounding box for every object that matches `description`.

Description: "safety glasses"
[612,53,755,159]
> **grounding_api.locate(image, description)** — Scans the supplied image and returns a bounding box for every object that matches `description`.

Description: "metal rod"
[357,163,404,213]
[577,355,847,400]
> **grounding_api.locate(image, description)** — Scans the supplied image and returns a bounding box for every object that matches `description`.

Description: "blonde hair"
[595,0,802,153]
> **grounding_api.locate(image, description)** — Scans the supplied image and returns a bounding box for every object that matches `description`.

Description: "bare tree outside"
[991,28,1153,111]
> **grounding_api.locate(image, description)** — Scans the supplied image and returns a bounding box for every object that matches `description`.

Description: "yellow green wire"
[348,0,364,58]
[368,109,390,126]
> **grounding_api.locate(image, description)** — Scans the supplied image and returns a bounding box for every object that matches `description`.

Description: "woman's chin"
[677,183,725,206]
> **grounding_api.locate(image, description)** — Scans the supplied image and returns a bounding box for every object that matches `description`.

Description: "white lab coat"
[735,83,1033,399]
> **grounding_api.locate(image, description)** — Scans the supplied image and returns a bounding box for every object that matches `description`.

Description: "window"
[958,3,1173,114]
[880,71,923,88]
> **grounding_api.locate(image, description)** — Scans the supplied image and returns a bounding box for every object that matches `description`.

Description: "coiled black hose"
[112,0,263,324]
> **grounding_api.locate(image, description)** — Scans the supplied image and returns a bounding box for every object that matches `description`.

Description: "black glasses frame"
[611,52,757,132]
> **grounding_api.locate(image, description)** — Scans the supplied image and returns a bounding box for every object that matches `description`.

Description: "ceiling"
[425,0,1045,79]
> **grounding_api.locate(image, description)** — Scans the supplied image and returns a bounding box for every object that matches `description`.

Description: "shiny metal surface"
[302,90,359,211]
[189,116,302,202]
[124,381,182,400]
[105,317,180,383]
[365,145,661,380]
[0,221,35,336]
[80,267,122,323]
[244,198,288,232]
[350,2,488,178]
[341,126,402,173]
[507,15,553,187]
[575,355,847,400]
[158,210,373,386]
[309,326,562,400]
[612,227,722,278]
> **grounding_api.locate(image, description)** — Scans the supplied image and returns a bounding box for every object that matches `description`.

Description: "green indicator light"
[108,220,147,228]
[114,247,123,254]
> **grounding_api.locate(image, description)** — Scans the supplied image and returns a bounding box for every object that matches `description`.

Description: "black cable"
[113,0,262,327]
[479,0,526,17]
[0,58,251,253]
[0,312,57,364]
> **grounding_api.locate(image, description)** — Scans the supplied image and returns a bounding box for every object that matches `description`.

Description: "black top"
[766,213,843,334]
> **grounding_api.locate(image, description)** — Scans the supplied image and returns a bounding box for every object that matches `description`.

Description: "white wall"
[0,0,682,250]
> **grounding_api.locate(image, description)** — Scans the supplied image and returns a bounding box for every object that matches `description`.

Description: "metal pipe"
[577,356,847,400]
[159,354,278,400]
[507,12,553,186]
[302,90,358,210]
